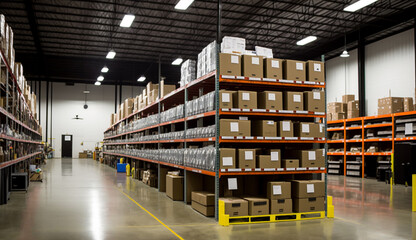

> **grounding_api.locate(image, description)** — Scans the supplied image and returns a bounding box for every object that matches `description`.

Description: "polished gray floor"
[0,158,414,240]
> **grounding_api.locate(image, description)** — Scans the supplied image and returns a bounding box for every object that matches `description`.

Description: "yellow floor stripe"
[119,189,184,240]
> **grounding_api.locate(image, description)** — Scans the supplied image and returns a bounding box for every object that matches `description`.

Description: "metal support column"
[50,82,53,147]
[38,81,41,122]
[358,30,366,117]
[45,81,49,144]
[115,85,117,113]
[119,83,122,107]
[157,56,162,191]
[322,54,328,217]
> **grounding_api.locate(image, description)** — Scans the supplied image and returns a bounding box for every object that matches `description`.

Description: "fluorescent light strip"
[137,76,146,82]
[95,81,101,86]
[101,66,109,73]
[344,0,378,12]
[175,0,194,10]
[106,50,116,59]
[172,58,183,65]
[120,14,135,27]
[296,36,317,46]
[97,76,104,81]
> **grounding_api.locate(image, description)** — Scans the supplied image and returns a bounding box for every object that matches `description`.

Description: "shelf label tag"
[228,178,238,190]
[307,184,315,193]
[273,185,282,195]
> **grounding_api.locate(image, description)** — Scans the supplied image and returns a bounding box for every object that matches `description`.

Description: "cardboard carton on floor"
[285,92,304,111]
[219,197,248,217]
[264,58,283,79]
[238,149,256,169]
[192,201,215,217]
[243,197,269,215]
[279,120,294,137]
[219,90,236,108]
[166,175,184,201]
[219,53,241,76]
[258,91,283,110]
[192,191,215,206]
[283,60,306,81]
[270,198,292,214]
[292,180,325,198]
[242,55,263,78]
[304,91,325,112]
[233,90,257,109]
[220,148,236,169]
[267,181,291,200]
[252,120,277,137]
[306,60,324,82]
[293,197,325,213]
[282,159,299,168]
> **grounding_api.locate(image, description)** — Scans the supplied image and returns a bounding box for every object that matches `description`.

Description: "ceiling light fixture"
[344,0,378,12]
[172,58,183,65]
[175,0,194,10]
[94,81,101,86]
[296,36,317,46]
[97,76,104,81]
[120,14,135,27]
[340,34,350,58]
[137,75,146,82]
[101,66,109,73]
[106,50,116,59]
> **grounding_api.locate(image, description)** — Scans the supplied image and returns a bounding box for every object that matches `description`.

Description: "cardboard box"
[284,60,306,81]
[348,110,359,119]
[332,112,345,120]
[295,122,319,138]
[327,102,343,113]
[219,90,236,108]
[288,149,325,168]
[258,91,283,110]
[192,201,214,217]
[279,120,294,137]
[166,175,184,201]
[146,82,158,96]
[270,198,292,214]
[238,149,256,169]
[219,53,241,76]
[306,61,324,82]
[348,100,360,112]
[378,97,404,115]
[264,58,283,79]
[244,197,269,216]
[282,159,299,168]
[292,180,325,198]
[192,191,215,206]
[79,153,87,158]
[233,90,257,109]
[219,197,249,217]
[257,155,280,169]
[252,120,277,137]
[285,92,304,111]
[404,97,414,112]
[160,80,176,97]
[220,119,251,136]
[124,98,134,117]
[267,181,291,200]
[220,148,236,169]
[342,94,355,103]
[304,91,325,112]
[293,197,325,212]
[242,55,263,78]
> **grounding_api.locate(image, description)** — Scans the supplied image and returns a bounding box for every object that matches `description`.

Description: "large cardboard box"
[257,155,280,169]
[327,102,343,113]
[285,92,304,111]
[219,197,249,217]
[238,149,256,169]
[342,94,355,103]
[146,82,158,97]
[378,97,404,115]
[264,58,283,79]
[304,91,325,112]
[288,149,325,168]
[292,180,325,198]
[124,98,134,117]
[219,53,241,76]
[348,110,359,119]
[192,201,214,217]
[348,100,360,112]
[265,149,281,167]
[252,120,277,137]
[279,120,294,137]
[219,90,236,108]
[306,61,324,82]
[295,122,319,138]
[332,112,345,120]
[233,90,257,109]
[267,181,291,200]
[293,197,325,212]
[160,80,176,97]
[258,91,283,110]
[192,191,215,206]
[220,119,251,136]
[244,197,269,216]
[242,55,263,78]
[166,175,184,201]
[270,199,292,214]
[404,97,414,112]
[283,60,306,81]
[148,89,158,104]
[220,148,236,169]
[282,159,299,168]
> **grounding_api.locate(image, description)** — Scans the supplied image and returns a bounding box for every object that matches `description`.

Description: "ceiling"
[0,0,415,86]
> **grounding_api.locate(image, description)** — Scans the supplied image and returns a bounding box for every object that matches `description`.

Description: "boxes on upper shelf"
[220,119,251,136]
[238,149,256,168]
[279,120,294,137]
[258,91,283,110]
[342,94,355,103]
[378,97,404,115]
[282,159,299,168]
[233,90,257,109]
[160,80,176,98]
[219,197,249,216]
[285,91,304,111]
[287,149,325,168]
[242,55,263,78]
[180,59,196,87]
[197,41,216,78]
[283,60,306,81]
[124,98,134,117]
[304,91,324,112]
[403,97,414,112]
[306,61,324,82]
[257,155,280,168]
[220,148,236,169]
[295,122,321,138]
[255,46,273,58]
[252,120,277,137]
[219,53,241,76]
[219,90,235,108]
[221,36,246,54]
[264,58,283,79]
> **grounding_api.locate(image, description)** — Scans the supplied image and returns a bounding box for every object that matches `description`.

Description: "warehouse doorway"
[61,135,73,158]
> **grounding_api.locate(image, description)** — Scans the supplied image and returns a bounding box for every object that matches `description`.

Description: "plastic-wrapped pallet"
[255,46,273,58]
[180,59,196,87]
[221,36,245,54]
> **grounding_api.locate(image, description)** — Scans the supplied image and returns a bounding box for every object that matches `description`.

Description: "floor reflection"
[61,158,73,176]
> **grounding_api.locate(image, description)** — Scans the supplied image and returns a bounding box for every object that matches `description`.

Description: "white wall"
[326,49,359,103]
[365,29,415,116]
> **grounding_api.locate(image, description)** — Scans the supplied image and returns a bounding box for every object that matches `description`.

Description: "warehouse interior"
[0,0,415,239]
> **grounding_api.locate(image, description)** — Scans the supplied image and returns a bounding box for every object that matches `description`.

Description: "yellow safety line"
[118,189,184,240]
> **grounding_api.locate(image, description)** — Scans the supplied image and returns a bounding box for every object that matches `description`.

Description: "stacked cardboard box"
[191,191,215,217]
[378,97,403,115]
[160,80,176,98]
[197,41,216,78]
[327,94,359,121]
[166,173,184,201]
[219,119,251,136]
[348,100,360,119]
[180,59,196,87]
[142,170,158,187]
[286,149,325,168]
[267,182,292,214]
[218,197,248,217]
[292,180,325,212]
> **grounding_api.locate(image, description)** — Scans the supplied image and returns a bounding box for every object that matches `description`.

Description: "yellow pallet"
[219,196,334,226]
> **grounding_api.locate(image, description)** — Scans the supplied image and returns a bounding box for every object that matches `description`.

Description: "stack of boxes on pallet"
[327,94,359,120]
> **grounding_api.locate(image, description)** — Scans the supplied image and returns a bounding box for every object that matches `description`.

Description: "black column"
[45,81,49,144]
[358,31,366,117]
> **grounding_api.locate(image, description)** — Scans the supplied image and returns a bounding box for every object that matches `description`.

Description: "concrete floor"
[0,158,414,240]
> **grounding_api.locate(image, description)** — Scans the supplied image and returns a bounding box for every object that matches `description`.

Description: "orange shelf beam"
[219,169,326,177]
[364,138,393,142]
[327,140,344,143]
[364,152,392,156]
[346,126,362,130]
[364,123,392,129]
[327,128,344,132]
[327,152,344,156]
[219,77,325,88]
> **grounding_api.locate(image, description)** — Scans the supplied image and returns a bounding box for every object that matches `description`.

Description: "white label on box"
[245,151,253,160]
[296,62,304,70]
[242,92,250,101]
[267,121,274,125]
[320,124,324,133]
[293,94,301,102]
[268,93,276,101]
[230,122,239,132]
[239,116,248,120]
[322,149,325,156]
[308,151,316,160]
[222,157,233,166]
[313,92,321,100]
[273,185,282,195]
[302,124,310,133]
[252,57,260,65]
[228,178,238,190]
[282,121,291,131]
[271,60,279,68]
[231,55,239,64]
[222,93,230,103]
[271,152,279,161]
[307,184,315,193]
[314,63,321,72]
[405,123,413,135]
